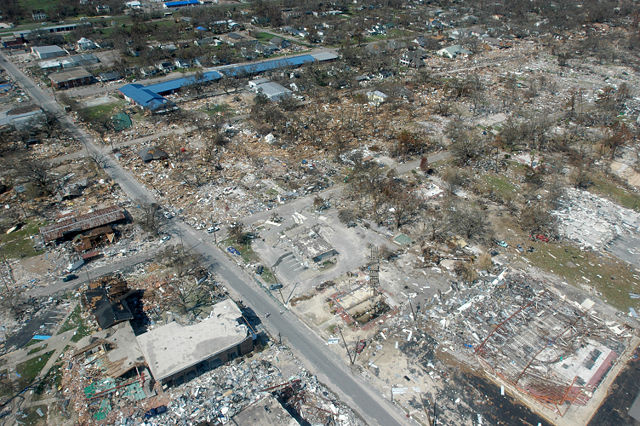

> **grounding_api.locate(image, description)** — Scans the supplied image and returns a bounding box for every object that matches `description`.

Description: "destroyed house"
[73,322,147,379]
[136,299,253,386]
[40,205,126,243]
[139,147,169,162]
[73,225,115,252]
[83,285,134,330]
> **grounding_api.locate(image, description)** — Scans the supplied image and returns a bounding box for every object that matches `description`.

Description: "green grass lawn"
[19,0,59,14]
[260,267,276,284]
[58,304,93,342]
[254,32,277,42]
[18,405,49,425]
[80,101,124,123]
[589,173,640,212]
[0,221,44,259]
[483,173,518,201]
[15,351,54,389]
[222,238,258,264]
[202,103,232,116]
[523,241,640,312]
[34,361,63,399]
[27,344,47,355]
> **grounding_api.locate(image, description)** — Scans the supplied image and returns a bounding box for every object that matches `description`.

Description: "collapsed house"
[74,321,149,381]
[72,321,154,422]
[136,299,254,386]
[232,394,298,426]
[82,276,135,330]
[40,205,127,243]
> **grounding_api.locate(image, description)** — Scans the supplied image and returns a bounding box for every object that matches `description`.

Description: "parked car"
[227,246,241,255]
[62,274,78,282]
[144,405,167,419]
[269,283,283,291]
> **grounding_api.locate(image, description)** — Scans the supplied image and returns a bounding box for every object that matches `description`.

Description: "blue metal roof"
[164,0,199,6]
[145,71,222,95]
[220,54,316,77]
[119,53,335,110]
[119,83,168,110]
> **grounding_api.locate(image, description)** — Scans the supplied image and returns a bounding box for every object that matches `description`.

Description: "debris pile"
[554,188,640,251]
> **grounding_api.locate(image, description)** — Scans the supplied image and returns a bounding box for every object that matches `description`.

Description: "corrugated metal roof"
[219,54,316,77]
[119,84,168,110]
[145,70,222,94]
[40,205,126,242]
[254,81,292,100]
[118,53,338,110]
[164,0,199,5]
[32,45,66,55]
[310,51,339,61]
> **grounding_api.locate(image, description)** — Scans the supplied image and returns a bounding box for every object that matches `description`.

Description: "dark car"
[144,405,167,419]
[269,283,283,291]
[62,274,78,282]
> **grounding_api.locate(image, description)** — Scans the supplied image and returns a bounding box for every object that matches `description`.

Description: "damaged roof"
[40,205,126,242]
[136,299,248,382]
[83,286,134,330]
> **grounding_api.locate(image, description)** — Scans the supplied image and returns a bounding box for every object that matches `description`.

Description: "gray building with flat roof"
[136,299,253,386]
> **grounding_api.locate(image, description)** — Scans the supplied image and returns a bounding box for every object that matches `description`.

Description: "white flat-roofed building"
[136,299,253,386]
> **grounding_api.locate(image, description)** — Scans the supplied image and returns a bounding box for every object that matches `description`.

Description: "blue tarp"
[196,26,207,31]
[32,335,51,340]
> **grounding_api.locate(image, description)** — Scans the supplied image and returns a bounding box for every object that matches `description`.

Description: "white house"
[436,45,472,59]
[367,90,388,106]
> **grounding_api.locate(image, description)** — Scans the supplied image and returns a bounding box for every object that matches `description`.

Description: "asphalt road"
[0,52,409,426]
[27,247,163,298]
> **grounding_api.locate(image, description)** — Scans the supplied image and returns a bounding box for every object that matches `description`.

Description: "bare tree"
[140,203,161,235]
[445,201,490,241]
[17,157,56,196]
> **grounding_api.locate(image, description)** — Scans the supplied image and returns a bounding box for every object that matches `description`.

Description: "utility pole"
[286,282,299,304]
[210,215,217,245]
[408,298,416,322]
[369,246,379,297]
[420,394,432,426]
[338,326,354,365]
[277,287,286,304]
